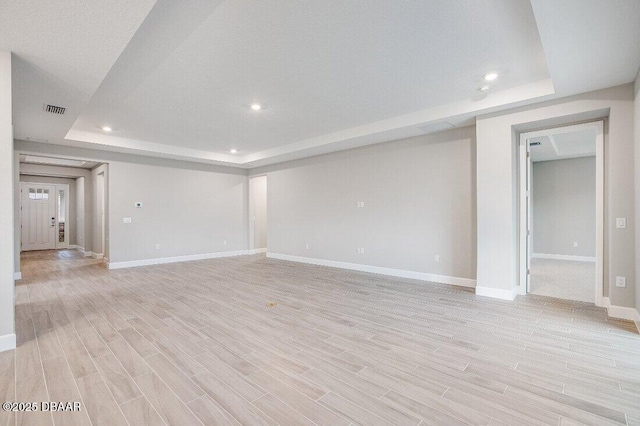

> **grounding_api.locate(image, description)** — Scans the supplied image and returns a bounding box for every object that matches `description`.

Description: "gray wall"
[252,126,477,281]
[108,161,248,263]
[532,157,596,257]
[249,176,268,249]
[19,175,78,246]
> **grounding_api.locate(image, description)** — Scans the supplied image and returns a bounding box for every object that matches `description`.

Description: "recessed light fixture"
[230,149,238,154]
[483,72,498,81]
[479,85,490,92]
[102,126,112,132]
[250,104,261,111]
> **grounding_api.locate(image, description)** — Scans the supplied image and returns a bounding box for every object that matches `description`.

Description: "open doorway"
[519,121,604,304]
[249,175,268,254]
[17,154,108,278]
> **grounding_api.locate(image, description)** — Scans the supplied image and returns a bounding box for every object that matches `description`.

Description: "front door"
[21,183,56,251]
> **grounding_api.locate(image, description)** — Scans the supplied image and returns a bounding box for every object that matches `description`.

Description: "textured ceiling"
[3,0,640,168]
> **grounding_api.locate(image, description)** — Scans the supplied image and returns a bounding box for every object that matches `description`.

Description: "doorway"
[97,171,106,257]
[249,175,268,253]
[20,182,70,251]
[519,121,604,305]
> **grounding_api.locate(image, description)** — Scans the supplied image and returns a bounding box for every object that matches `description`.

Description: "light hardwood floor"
[3,249,639,425]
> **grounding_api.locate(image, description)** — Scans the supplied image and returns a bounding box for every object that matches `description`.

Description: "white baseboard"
[84,251,93,258]
[475,286,517,300]
[248,248,267,255]
[0,333,16,352]
[602,297,640,331]
[108,250,250,270]
[532,253,596,262]
[92,253,104,260]
[13,272,21,280]
[266,253,476,288]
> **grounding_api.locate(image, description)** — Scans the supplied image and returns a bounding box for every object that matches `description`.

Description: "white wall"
[477,84,636,307]
[532,157,596,257]
[251,126,476,283]
[249,176,268,250]
[0,50,15,351]
[108,161,248,264]
[19,175,78,245]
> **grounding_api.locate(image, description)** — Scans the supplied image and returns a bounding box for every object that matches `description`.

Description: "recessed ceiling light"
[230,149,238,154]
[483,72,498,81]
[102,126,112,132]
[479,85,490,92]
[250,104,261,111]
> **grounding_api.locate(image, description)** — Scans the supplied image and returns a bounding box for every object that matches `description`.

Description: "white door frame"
[20,182,70,251]
[518,121,604,306]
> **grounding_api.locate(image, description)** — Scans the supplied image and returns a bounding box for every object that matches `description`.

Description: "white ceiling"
[530,128,596,162]
[3,0,640,168]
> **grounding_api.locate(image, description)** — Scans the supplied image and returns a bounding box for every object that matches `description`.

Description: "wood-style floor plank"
[6,249,639,426]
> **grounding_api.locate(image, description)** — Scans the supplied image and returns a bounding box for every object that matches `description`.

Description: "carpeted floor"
[529,257,595,303]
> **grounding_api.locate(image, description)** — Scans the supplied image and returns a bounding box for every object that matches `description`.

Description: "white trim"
[0,333,16,352]
[248,248,267,255]
[266,253,476,288]
[475,286,517,301]
[532,253,596,262]
[70,244,81,250]
[602,297,640,331]
[92,253,104,260]
[13,272,21,280]
[108,250,250,270]
[84,251,93,258]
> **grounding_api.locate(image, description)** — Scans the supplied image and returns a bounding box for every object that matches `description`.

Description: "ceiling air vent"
[416,121,455,135]
[43,104,66,115]
[530,141,541,146]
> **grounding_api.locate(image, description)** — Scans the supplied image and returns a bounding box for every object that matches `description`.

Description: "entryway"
[20,182,69,251]
[519,121,604,304]
[249,175,268,253]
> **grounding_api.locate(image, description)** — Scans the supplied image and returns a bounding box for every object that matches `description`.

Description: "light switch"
[616,218,627,229]
[123,217,132,224]
[615,276,626,287]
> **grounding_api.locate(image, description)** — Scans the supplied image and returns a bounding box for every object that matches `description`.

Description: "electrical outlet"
[122,217,132,224]
[616,218,627,229]
[357,201,365,208]
[357,247,365,254]
[434,255,440,263]
[135,202,142,208]
[573,242,578,247]
[305,244,309,250]
[223,239,227,245]
[155,244,160,250]
[615,276,626,287]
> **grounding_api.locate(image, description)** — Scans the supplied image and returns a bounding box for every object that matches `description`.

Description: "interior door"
[21,183,57,251]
